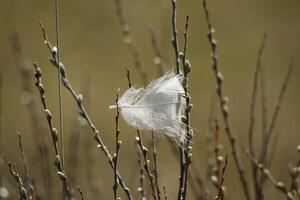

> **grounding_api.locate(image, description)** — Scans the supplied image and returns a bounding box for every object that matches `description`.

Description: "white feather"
[110,71,189,143]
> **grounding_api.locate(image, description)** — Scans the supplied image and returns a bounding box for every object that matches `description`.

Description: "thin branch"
[5,159,28,200]
[17,132,34,199]
[244,148,294,200]
[181,15,193,200]
[136,131,157,200]
[115,0,148,85]
[77,186,85,200]
[215,154,228,200]
[264,60,294,163]
[135,141,146,199]
[113,90,121,200]
[38,22,133,200]
[152,133,161,200]
[33,62,73,199]
[247,34,267,200]
[214,119,222,185]
[163,186,168,200]
[202,1,251,200]
[171,0,180,74]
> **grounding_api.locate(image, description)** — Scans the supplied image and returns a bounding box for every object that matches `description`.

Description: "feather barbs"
[110,71,192,144]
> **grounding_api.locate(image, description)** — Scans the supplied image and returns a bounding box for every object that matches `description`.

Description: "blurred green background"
[0,0,300,199]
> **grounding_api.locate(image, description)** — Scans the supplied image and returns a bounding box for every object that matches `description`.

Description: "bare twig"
[247,34,267,200]
[17,132,34,199]
[5,159,28,200]
[33,62,73,199]
[181,15,193,200]
[163,186,168,200]
[136,131,157,200]
[114,0,148,85]
[152,133,161,200]
[202,1,251,199]
[38,22,133,200]
[113,90,121,200]
[215,154,228,200]
[135,141,146,199]
[214,119,222,185]
[264,60,294,164]
[171,0,180,74]
[244,149,294,200]
[77,186,85,200]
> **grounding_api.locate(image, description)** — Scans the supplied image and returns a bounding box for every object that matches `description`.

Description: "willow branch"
[202,1,251,199]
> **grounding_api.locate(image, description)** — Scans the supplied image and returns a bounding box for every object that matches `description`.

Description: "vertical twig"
[136,131,157,200]
[33,62,73,199]
[77,186,85,200]
[247,34,267,200]
[202,1,251,199]
[5,160,28,200]
[54,0,65,173]
[171,0,180,74]
[263,60,294,164]
[215,154,228,200]
[17,132,34,199]
[135,141,146,199]
[163,186,168,200]
[214,119,222,184]
[152,133,161,200]
[181,15,193,200]
[113,90,121,200]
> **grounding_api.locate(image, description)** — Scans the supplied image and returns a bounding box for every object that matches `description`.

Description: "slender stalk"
[17,132,34,199]
[136,130,157,200]
[181,15,193,200]
[152,133,161,200]
[54,0,64,171]
[77,187,85,200]
[215,154,229,200]
[113,90,121,200]
[5,160,28,200]
[171,0,180,74]
[202,1,251,199]
[248,34,267,200]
